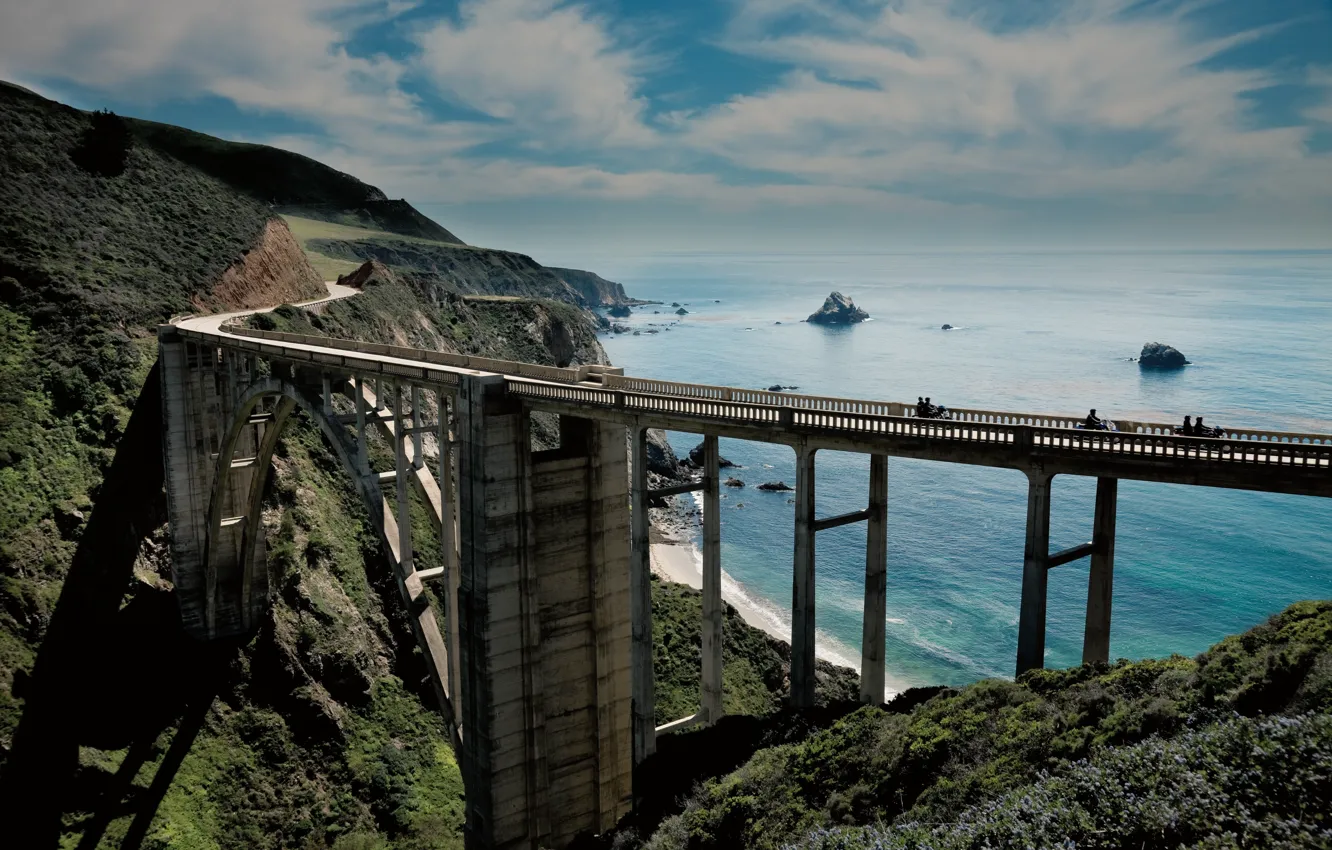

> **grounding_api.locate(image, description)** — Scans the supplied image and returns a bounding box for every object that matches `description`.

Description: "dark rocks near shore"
[607,303,632,318]
[807,291,869,325]
[1139,341,1190,369]
[758,481,794,492]
[687,441,735,468]
[724,477,745,488]
[941,323,953,330]
[645,428,685,478]
[675,307,689,316]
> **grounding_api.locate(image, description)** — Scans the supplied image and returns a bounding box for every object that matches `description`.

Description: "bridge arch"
[198,376,380,640]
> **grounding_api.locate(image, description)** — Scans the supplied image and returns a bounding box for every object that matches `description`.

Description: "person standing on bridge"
[1180,415,1193,435]
[917,397,926,417]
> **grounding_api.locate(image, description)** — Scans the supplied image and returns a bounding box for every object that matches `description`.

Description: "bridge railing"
[602,375,907,417]
[199,325,1331,456]
[1028,425,1332,467]
[600,388,1332,448]
[510,377,1330,470]
[222,325,585,384]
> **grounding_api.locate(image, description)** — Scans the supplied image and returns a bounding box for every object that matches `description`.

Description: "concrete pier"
[701,435,723,723]
[456,375,632,848]
[1082,477,1118,665]
[629,428,655,766]
[860,454,888,704]
[791,445,818,708]
[1016,472,1052,675]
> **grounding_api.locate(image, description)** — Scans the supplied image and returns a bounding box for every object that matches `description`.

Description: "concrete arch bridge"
[160,296,1332,849]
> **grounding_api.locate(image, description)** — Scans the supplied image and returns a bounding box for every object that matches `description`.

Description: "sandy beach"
[650,534,860,670]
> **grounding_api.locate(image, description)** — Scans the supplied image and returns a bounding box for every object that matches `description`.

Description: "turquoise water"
[596,251,1332,691]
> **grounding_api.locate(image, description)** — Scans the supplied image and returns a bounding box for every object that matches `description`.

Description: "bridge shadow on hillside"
[0,362,242,848]
[578,687,945,849]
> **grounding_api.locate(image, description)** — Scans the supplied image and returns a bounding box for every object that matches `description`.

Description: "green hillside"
[126,115,465,244]
[629,601,1332,850]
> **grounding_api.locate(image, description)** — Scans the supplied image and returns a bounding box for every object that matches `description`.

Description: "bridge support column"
[701,435,723,723]
[1082,477,1118,665]
[1016,471,1052,676]
[629,427,655,767]
[860,454,888,704]
[791,444,817,708]
[458,377,631,849]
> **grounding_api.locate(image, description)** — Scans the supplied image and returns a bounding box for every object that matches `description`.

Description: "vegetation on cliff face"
[651,575,859,725]
[635,601,1332,850]
[794,712,1332,849]
[0,82,323,767]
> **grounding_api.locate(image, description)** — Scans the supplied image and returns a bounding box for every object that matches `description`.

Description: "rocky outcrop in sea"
[1139,342,1189,369]
[807,291,869,325]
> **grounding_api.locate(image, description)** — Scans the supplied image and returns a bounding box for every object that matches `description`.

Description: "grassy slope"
[127,118,463,244]
[638,600,1332,850]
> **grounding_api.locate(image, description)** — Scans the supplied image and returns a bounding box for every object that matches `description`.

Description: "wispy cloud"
[412,0,655,147]
[1,0,1328,247]
[679,0,1329,205]
[0,0,417,124]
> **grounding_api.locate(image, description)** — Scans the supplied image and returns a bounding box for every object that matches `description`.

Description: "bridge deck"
[170,321,1332,499]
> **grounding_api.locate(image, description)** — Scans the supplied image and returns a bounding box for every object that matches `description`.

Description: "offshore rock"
[807,291,869,325]
[757,481,794,491]
[1139,342,1190,369]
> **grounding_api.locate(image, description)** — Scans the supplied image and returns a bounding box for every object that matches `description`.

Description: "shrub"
[69,109,133,178]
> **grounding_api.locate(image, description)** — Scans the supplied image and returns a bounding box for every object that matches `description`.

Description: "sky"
[2,0,1330,257]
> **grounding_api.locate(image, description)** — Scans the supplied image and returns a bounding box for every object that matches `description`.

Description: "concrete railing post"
[791,443,817,708]
[1083,477,1118,665]
[629,427,656,764]
[1016,471,1052,675]
[860,454,888,704]
[701,435,723,723]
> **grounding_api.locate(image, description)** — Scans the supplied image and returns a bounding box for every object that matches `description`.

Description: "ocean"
[593,250,1332,692]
